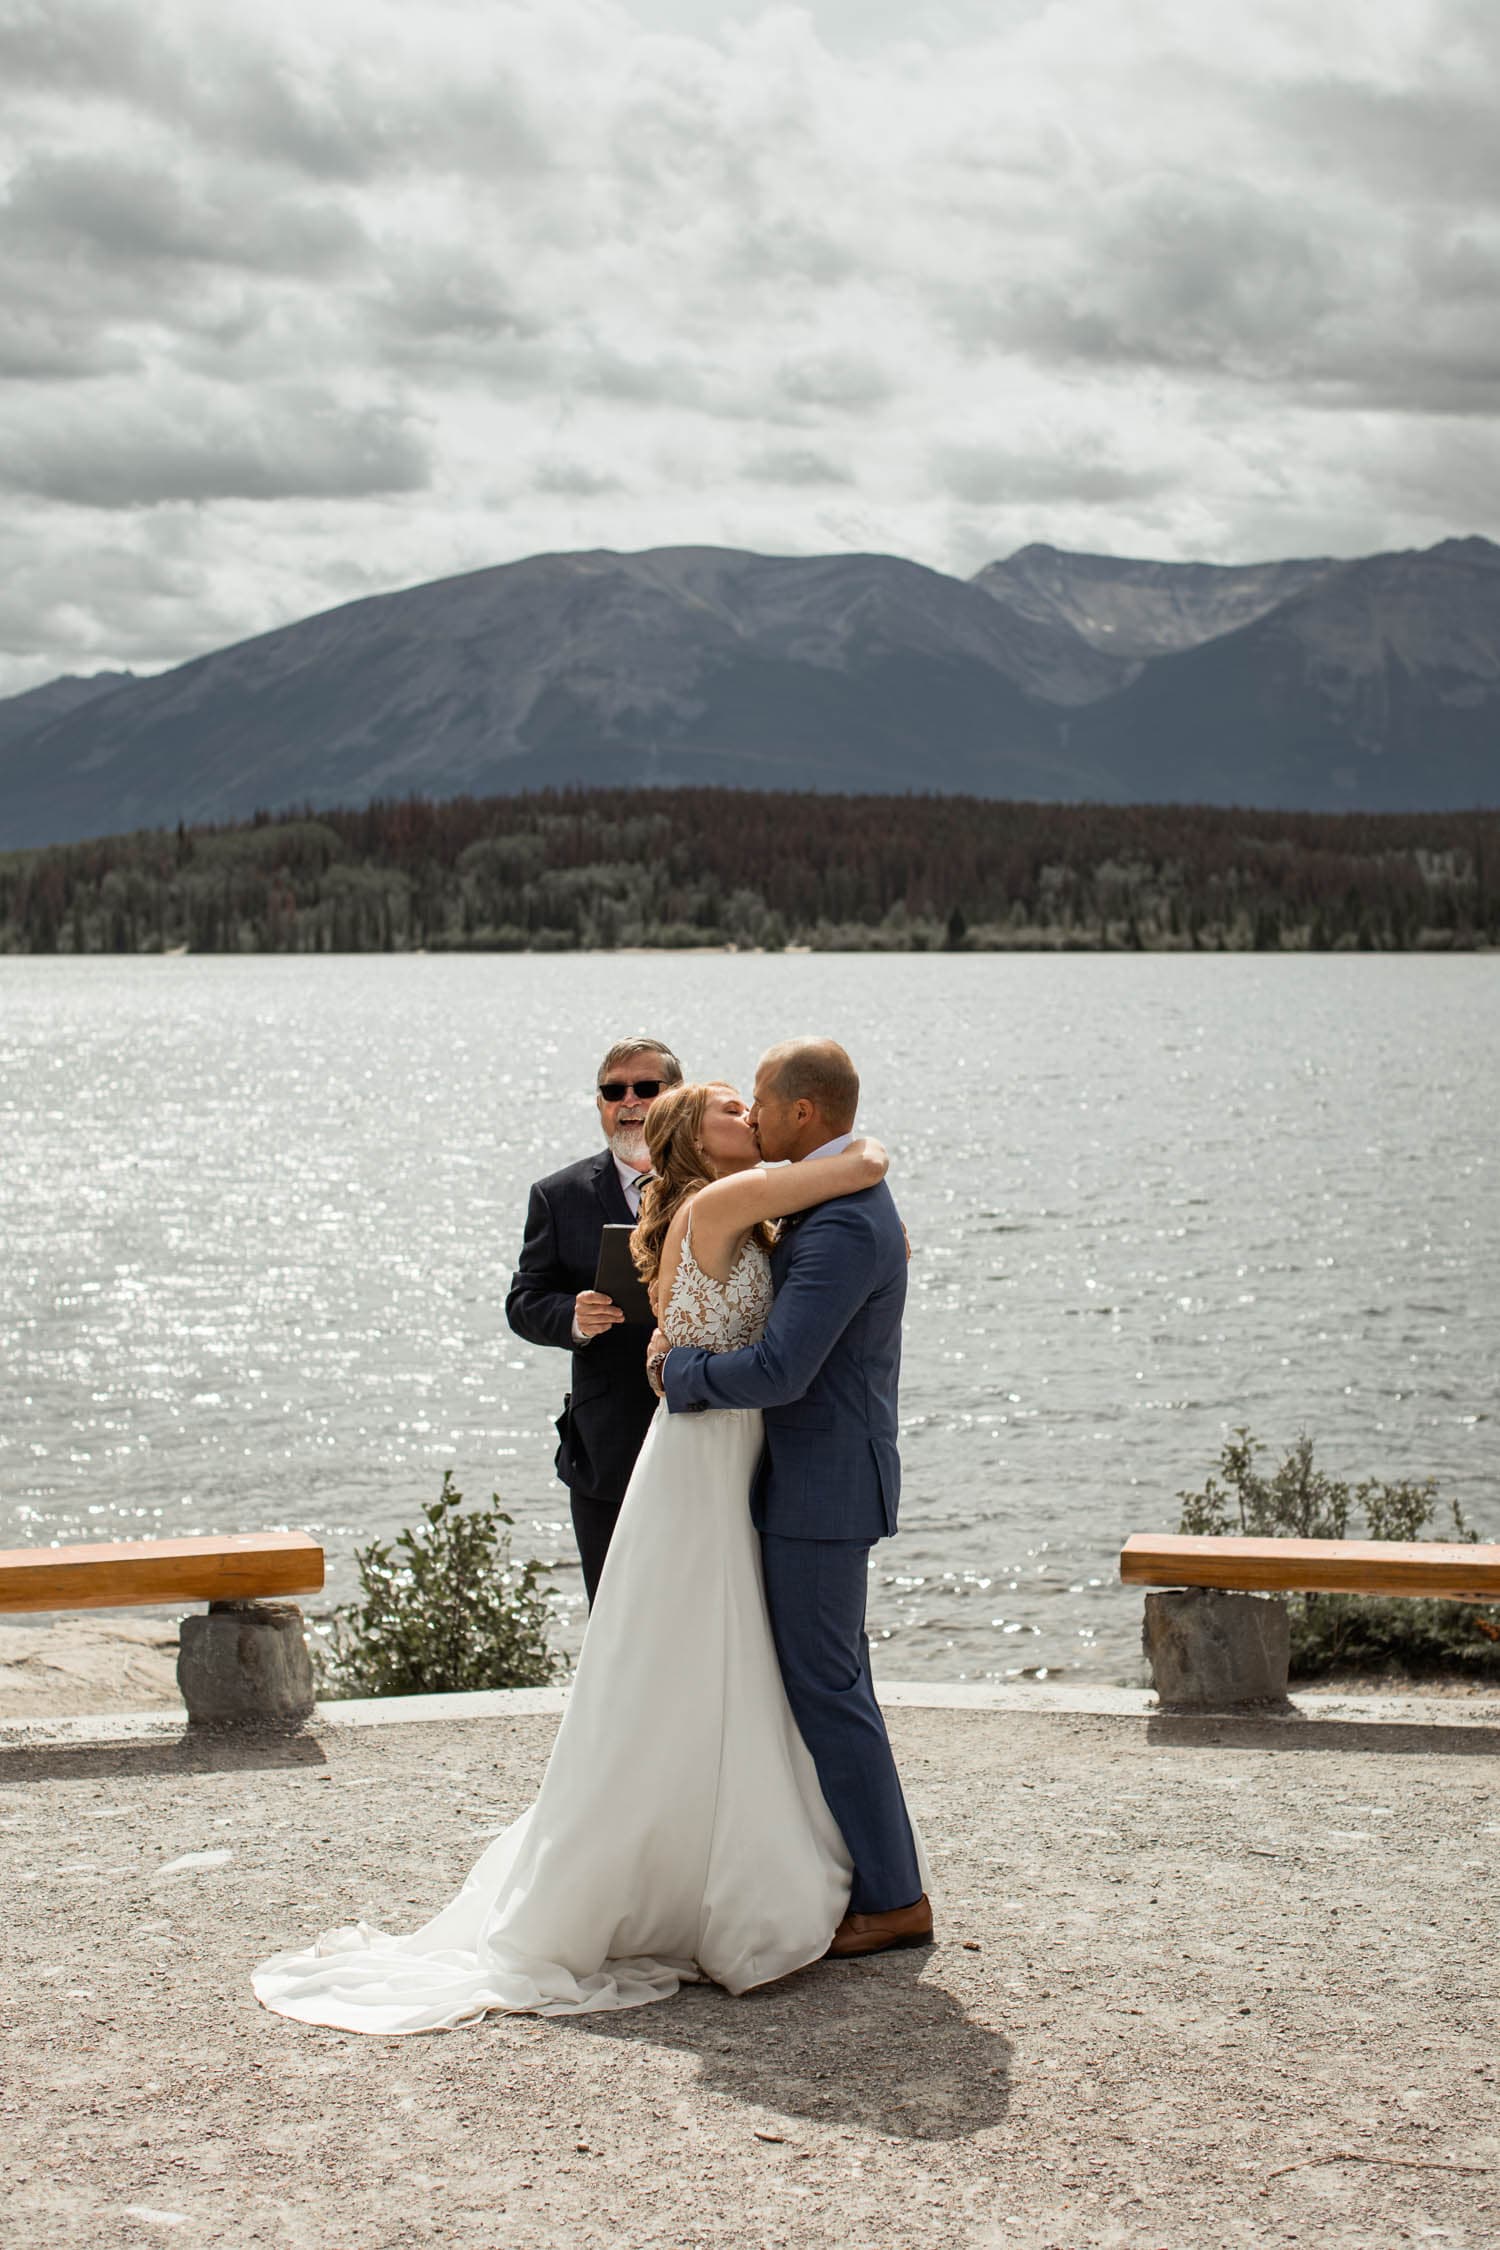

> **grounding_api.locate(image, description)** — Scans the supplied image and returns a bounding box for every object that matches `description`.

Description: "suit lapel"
[593,1148,634,1226]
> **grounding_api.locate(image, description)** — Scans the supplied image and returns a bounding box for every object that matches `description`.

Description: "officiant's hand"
[574,1289,624,1338]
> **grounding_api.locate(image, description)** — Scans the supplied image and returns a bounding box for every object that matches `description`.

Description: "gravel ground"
[3,1699,1498,2250]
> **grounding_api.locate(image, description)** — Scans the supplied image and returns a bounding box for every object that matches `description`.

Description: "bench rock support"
[177,1599,316,1726]
[1143,1588,1291,1709]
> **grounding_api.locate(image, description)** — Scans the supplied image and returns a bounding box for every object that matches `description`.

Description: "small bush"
[1176,1430,1500,1681]
[318,1472,564,1698]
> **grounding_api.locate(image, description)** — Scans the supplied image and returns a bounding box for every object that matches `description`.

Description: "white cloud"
[0,0,1496,692]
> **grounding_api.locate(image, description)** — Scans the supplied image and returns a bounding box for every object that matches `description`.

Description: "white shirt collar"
[614,1152,649,1204]
[805,1131,854,1162]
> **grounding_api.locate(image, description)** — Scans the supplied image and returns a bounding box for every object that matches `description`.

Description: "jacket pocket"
[871,1437,900,1533]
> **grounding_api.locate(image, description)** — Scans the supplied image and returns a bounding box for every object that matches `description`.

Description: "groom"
[650,1037,930,1959]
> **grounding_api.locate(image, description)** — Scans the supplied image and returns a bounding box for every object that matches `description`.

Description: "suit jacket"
[505,1149,657,1508]
[662,1180,906,1542]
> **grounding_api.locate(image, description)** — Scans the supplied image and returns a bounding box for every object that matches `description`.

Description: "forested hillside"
[2,790,1495,954]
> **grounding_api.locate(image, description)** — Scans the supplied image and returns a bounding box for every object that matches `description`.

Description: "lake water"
[2,953,1495,1683]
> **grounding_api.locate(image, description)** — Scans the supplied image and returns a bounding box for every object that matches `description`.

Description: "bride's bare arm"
[695,1140,888,1244]
[647,1144,889,1342]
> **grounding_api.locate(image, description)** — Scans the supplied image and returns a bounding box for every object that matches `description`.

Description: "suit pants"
[571,1491,623,1610]
[759,1534,923,1916]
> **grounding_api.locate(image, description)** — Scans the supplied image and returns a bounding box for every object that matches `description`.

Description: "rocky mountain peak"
[972,544,1338,660]
[1,539,1496,843]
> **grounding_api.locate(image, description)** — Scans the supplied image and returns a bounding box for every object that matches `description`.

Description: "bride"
[252,1082,891,2033]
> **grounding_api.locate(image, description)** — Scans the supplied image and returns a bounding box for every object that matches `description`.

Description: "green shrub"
[1176,1430,1500,1680]
[318,1472,564,1698]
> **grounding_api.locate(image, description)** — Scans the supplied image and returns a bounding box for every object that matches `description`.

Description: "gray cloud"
[1264,77,1500,212]
[215,53,551,185]
[779,350,894,409]
[1377,420,1500,531]
[724,216,864,288]
[0,1,157,103]
[370,251,539,347]
[933,442,1172,508]
[0,1,550,185]
[571,342,713,408]
[970,181,1340,378]
[936,133,1500,423]
[0,389,429,508]
[4,149,369,276]
[0,509,250,677]
[0,314,138,382]
[531,455,627,497]
[742,446,855,487]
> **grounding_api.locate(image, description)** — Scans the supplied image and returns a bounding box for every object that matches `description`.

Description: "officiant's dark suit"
[506,1040,682,1605]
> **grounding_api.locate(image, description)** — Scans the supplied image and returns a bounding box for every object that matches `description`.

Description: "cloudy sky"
[1,0,1496,694]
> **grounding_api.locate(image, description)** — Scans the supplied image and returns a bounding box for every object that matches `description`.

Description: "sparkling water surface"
[2,953,1495,1683]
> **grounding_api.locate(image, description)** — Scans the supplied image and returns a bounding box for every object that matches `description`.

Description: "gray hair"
[596,1036,684,1086]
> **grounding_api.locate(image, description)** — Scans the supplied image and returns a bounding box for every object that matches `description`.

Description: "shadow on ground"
[0,1730,328,1786]
[1146,1712,1500,1758]
[558,1946,1011,2142]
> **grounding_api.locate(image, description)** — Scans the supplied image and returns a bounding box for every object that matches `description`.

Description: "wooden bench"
[0,1533,325,1725]
[1119,1532,1500,1706]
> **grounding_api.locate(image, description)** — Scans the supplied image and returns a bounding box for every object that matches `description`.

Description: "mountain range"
[2,535,1497,846]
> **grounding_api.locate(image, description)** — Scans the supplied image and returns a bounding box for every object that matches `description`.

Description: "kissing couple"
[254,1037,930,2034]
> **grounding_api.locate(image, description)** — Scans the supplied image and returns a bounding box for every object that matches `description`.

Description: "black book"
[593,1224,655,1325]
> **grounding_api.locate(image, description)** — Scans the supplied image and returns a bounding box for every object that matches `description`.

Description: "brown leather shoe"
[826,1894,934,1958]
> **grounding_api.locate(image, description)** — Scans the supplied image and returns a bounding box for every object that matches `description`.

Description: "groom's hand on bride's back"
[645,1327,669,1397]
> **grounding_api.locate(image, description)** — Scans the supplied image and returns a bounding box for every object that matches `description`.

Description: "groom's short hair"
[763,1038,859,1130]
[597,1036,684,1084]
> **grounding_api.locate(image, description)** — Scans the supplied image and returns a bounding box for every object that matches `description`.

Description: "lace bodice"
[661,1215,772,1352]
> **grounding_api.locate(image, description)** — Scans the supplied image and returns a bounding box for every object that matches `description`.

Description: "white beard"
[610,1122,649,1167]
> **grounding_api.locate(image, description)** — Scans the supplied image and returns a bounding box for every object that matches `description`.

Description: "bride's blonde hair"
[630,1082,773,1303]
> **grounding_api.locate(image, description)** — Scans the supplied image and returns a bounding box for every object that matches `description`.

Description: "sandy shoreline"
[0,1617,183,1720]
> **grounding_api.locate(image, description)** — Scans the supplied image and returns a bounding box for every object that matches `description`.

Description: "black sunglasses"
[597,1079,663,1101]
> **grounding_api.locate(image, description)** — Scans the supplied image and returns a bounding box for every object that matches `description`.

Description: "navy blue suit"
[663,1180,922,1914]
[506,1150,656,1605]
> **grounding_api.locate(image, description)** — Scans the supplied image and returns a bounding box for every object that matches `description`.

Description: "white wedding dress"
[252,1222,853,2034]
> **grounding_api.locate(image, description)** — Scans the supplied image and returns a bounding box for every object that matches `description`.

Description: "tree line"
[1,789,1496,953]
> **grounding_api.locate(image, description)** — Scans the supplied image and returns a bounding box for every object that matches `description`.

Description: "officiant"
[506,1036,684,1606]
